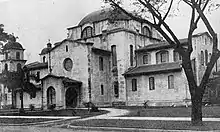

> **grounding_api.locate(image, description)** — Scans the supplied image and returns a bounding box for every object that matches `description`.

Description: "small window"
[101,84,104,95]
[17,63,22,72]
[81,26,94,38]
[156,50,169,64]
[114,81,119,98]
[173,51,182,62]
[132,79,137,91]
[149,77,155,90]
[16,52,20,60]
[4,64,8,71]
[142,26,151,37]
[99,57,104,71]
[130,45,134,66]
[143,54,150,64]
[5,53,8,60]
[201,51,204,65]
[111,45,117,66]
[205,50,208,65]
[43,56,46,63]
[66,45,68,52]
[37,71,40,80]
[168,75,174,89]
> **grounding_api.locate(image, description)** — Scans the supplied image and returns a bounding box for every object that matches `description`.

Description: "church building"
[0,8,219,109]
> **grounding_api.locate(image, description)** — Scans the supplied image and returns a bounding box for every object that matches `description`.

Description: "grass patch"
[0,118,58,124]
[119,106,220,118]
[70,119,220,131]
[0,109,108,118]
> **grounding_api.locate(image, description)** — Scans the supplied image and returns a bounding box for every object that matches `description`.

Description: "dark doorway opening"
[65,88,78,108]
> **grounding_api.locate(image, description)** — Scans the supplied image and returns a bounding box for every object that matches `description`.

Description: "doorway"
[65,87,78,108]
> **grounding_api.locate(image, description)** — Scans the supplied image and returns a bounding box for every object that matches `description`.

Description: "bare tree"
[105,0,220,125]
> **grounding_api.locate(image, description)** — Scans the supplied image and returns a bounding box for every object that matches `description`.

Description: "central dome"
[78,8,131,26]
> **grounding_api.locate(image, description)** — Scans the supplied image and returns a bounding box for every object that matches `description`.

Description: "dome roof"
[78,8,131,26]
[3,41,23,50]
[40,47,51,55]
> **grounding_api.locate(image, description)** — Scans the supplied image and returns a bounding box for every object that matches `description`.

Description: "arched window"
[43,56,46,63]
[16,52,20,60]
[47,87,56,105]
[142,26,151,37]
[130,45,134,66]
[4,63,8,71]
[143,54,151,64]
[173,50,182,62]
[156,50,169,64]
[201,51,204,65]
[81,26,94,38]
[17,63,22,72]
[66,45,68,52]
[205,50,208,65]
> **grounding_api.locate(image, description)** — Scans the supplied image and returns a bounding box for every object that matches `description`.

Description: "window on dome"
[142,26,151,37]
[81,26,94,38]
[16,52,20,60]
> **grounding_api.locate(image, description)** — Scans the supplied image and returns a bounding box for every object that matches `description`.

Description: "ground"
[1,106,220,131]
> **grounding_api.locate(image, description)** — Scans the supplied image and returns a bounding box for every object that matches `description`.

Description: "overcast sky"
[0,0,220,63]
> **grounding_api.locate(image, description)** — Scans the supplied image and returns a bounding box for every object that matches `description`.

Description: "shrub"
[48,104,56,110]
[29,104,35,111]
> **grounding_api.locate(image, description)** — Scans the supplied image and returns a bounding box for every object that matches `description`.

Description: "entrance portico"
[41,74,82,110]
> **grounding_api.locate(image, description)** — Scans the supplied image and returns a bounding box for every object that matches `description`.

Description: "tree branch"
[162,0,174,21]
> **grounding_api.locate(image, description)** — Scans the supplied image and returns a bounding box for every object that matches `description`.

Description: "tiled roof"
[25,62,48,70]
[41,74,82,84]
[124,62,182,77]
[136,32,210,52]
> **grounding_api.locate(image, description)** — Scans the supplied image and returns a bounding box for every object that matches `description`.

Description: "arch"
[156,50,169,64]
[4,63,8,71]
[47,86,56,106]
[17,63,22,72]
[81,26,94,38]
[65,87,78,108]
[142,26,151,37]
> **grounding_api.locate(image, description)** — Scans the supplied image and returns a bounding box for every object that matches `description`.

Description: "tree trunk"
[191,96,203,126]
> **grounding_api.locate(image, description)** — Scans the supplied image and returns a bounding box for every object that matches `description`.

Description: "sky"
[0,0,220,63]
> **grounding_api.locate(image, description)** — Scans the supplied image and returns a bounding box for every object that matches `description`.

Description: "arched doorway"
[47,86,56,106]
[65,88,78,108]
